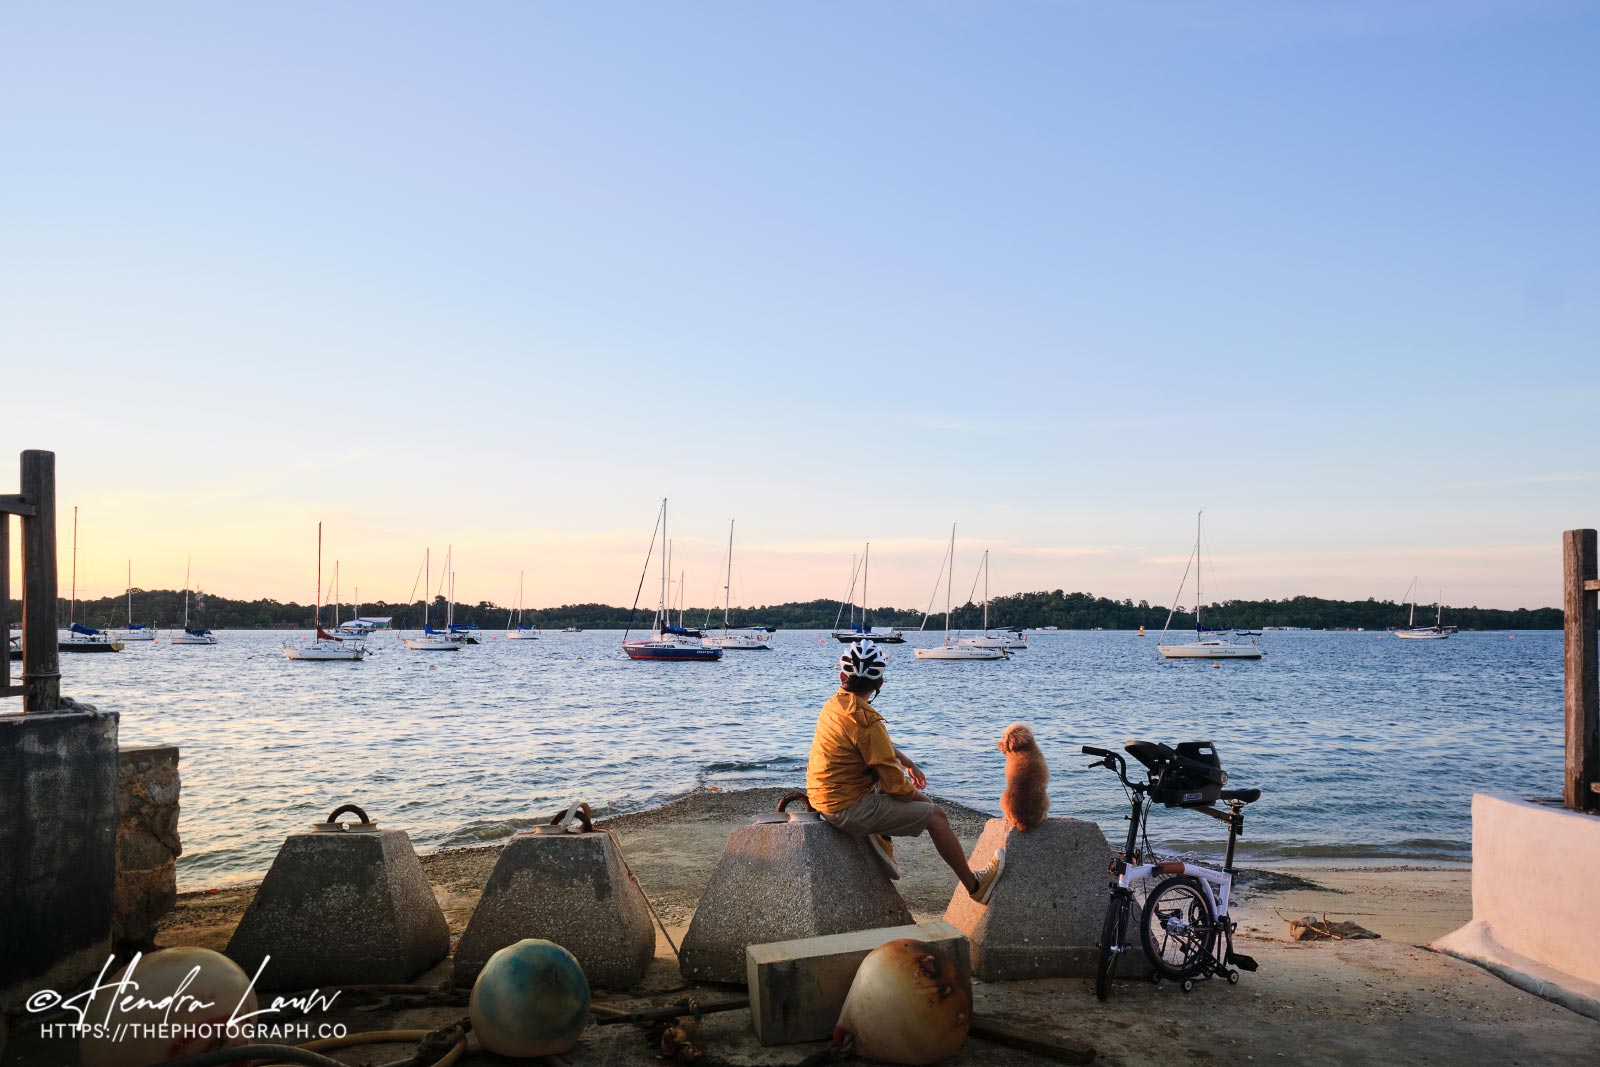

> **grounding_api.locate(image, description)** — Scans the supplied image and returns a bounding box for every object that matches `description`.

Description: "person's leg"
[926,807,979,893]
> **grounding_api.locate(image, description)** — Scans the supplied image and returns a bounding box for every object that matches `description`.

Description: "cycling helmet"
[837,640,887,681]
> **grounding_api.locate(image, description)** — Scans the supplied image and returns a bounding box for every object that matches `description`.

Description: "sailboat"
[958,551,1027,650]
[59,507,123,653]
[1394,577,1453,640]
[113,561,156,642]
[623,498,723,661]
[830,543,906,643]
[284,523,367,661]
[404,548,460,650]
[169,558,217,644]
[701,520,774,650]
[914,525,1008,661]
[1156,512,1262,660]
[505,570,540,640]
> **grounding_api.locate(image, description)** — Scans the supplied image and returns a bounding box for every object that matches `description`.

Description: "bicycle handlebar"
[1082,743,1140,791]
[1081,746,1111,758]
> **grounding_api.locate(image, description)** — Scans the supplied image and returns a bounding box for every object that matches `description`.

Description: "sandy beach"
[12,787,1594,1066]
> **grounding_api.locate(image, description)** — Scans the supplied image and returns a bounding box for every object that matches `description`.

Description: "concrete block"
[1434,793,1600,1014]
[679,815,913,984]
[115,745,181,945]
[747,921,968,1046]
[226,828,449,990]
[453,830,656,990]
[944,817,1148,981]
[0,708,121,1012]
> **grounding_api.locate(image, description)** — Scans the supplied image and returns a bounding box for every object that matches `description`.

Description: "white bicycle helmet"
[837,640,887,681]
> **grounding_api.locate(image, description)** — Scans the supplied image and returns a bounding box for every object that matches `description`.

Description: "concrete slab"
[225,828,449,990]
[747,920,968,1046]
[679,815,913,984]
[0,708,120,1012]
[452,830,656,991]
[944,817,1147,981]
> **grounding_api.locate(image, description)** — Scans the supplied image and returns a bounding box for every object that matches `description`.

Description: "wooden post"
[1563,529,1598,811]
[20,450,60,712]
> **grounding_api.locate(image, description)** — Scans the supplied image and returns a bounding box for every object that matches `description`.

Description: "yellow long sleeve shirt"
[805,689,915,814]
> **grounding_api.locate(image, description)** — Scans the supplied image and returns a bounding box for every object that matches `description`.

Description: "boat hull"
[404,637,460,651]
[170,634,217,645]
[1394,630,1450,640]
[1157,643,1262,659]
[284,644,366,661]
[913,645,1007,660]
[505,631,541,640]
[59,639,124,653]
[115,630,156,642]
[623,642,723,661]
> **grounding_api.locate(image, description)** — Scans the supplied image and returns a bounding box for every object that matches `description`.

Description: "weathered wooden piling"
[1564,528,1598,812]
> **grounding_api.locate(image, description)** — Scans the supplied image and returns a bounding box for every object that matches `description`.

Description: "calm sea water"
[55,628,1562,888]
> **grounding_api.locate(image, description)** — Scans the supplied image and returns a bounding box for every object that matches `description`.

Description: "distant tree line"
[4,587,1563,631]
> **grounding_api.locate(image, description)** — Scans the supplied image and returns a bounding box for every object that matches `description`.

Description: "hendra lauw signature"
[25,954,339,1027]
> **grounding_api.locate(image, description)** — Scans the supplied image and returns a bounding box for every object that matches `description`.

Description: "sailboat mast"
[724,520,733,635]
[864,543,871,633]
[183,556,192,628]
[945,523,955,641]
[70,506,78,626]
[127,561,132,625]
[679,569,685,629]
[1195,511,1203,631]
[983,549,989,634]
[1437,588,1442,629]
[315,523,322,630]
[424,549,430,630]
[660,500,669,631]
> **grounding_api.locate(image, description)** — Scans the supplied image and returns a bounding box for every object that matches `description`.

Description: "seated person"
[806,640,1004,903]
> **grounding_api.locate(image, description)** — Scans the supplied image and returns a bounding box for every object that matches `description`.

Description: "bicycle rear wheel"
[1096,890,1130,1001]
[1140,876,1218,980]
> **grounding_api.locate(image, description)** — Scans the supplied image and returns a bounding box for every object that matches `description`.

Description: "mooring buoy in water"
[79,948,257,1067]
[679,791,913,983]
[224,802,449,990]
[453,801,656,990]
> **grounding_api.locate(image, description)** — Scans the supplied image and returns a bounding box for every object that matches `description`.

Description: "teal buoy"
[469,938,591,1057]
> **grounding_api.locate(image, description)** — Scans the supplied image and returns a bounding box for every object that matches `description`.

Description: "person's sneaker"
[868,834,902,880]
[970,848,1006,904]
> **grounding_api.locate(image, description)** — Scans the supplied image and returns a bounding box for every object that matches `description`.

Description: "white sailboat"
[284,524,367,661]
[404,548,459,651]
[169,557,218,645]
[1156,512,1262,660]
[830,543,906,643]
[622,498,723,661]
[113,561,156,642]
[59,507,124,653]
[701,520,774,650]
[505,570,540,640]
[915,525,1008,661]
[1394,577,1452,640]
[958,551,1027,650]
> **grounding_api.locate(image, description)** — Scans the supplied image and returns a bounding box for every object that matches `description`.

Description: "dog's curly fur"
[998,722,1050,832]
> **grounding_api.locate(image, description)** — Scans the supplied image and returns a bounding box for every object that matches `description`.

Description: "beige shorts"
[821,790,938,838]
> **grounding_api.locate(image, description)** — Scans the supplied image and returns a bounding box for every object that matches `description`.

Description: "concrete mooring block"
[226,808,449,990]
[944,817,1148,981]
[747,920,968,1046]
[115,745,181,947]
[679,808,913,984]
[453,823,656,991]
[0,708,120,1013]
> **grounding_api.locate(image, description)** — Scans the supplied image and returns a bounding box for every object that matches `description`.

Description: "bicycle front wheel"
[1096,890,1130,1001]
[1140,876,1218,980]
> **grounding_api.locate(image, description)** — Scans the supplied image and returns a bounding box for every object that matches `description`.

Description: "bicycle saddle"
[1219,787,1261,804]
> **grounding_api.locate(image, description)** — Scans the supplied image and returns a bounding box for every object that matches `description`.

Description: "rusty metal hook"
[777,791,815,813]
[325,803,371,825]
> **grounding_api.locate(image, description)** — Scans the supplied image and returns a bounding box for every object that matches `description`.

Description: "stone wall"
[115,745,181,947]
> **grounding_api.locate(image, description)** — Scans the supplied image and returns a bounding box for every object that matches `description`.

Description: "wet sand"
[14,787,1596,1066]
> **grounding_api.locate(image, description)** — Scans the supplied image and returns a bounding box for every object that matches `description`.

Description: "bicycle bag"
[1150,741,1229,808]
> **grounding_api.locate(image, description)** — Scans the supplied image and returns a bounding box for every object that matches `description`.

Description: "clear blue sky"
[3,2,1595,609]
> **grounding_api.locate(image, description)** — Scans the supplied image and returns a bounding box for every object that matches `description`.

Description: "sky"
[2,2,1596,611]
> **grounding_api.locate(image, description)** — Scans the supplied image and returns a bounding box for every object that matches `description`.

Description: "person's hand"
[901,757,927,790]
